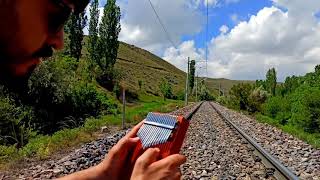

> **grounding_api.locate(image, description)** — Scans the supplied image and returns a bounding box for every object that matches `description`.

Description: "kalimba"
[131,112,189,162]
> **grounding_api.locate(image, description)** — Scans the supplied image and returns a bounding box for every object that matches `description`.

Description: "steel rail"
[184,102,204,120]
[209,102,299,180]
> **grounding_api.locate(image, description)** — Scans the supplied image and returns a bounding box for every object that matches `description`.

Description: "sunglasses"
[48,0,73,34]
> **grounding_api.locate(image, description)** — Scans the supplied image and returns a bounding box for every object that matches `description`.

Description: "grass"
[0,95,184,170]
[256,114,320,148]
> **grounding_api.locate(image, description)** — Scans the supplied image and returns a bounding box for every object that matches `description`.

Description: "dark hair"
[73,0,90,14]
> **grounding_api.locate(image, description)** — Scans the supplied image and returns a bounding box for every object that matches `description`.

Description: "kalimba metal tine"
[146,126,157,147]
[140,124,150,148]
[142,125,154,148]
[131,112,190,163]
[137,112,179,149]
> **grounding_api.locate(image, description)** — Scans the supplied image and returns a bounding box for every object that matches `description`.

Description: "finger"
[126,120,145,138]
[172,171,182,180]
[154,154,186,169]
[136,148,160,168]
[111,136,140,155]
[108,120,145,157]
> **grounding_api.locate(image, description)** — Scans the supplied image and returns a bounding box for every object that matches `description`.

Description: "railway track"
[182,102,299,180]
[209,102,298,180]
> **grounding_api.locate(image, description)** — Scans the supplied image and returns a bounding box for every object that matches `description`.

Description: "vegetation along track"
[2,103,201,180]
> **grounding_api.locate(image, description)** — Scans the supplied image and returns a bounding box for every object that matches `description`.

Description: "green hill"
[115,42,254,96]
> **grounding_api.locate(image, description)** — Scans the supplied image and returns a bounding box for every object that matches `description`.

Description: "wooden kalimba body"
[131,112,189,163]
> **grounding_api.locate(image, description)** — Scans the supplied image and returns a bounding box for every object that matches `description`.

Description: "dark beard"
[0,61,36,95]
[0,44,52,94]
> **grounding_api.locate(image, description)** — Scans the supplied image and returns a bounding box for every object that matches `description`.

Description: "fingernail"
[130,137,140,142]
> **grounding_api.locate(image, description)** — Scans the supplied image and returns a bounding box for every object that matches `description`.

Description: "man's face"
[0,0,88,77]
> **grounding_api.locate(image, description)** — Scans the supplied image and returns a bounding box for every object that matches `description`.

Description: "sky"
[86,0,320,81]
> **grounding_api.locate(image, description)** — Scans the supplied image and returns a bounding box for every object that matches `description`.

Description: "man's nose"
[46,29,64,50]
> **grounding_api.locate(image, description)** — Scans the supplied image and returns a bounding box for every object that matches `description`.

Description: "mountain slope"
[115,42,254,96]
[115,42,186,96]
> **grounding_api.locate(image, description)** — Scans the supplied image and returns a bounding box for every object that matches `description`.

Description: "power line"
[206,0,209,78]
[147,0,177,49]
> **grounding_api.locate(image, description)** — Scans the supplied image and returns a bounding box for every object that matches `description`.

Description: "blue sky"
[184,0,273,49]
[91,0,320,81]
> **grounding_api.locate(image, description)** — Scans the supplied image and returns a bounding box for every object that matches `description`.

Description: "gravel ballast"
[181,102,274,180]
[2,103,198,180]
[213,102,320,179]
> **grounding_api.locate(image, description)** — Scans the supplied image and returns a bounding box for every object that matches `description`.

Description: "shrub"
[159,79,173,101]
[290,86,320,133]
[247,86,268,113]
[216,96,227,105]
[229,83,253,110]
[0,93,35,147]
[26,56,117,135]
[176,90,185,101]
[262,96,291,125]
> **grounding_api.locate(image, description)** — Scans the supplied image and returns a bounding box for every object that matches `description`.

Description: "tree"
[138,80,143,90]
[88,0,100,65]
[159,79,173,101]
[291,85,320,133]
[284,76,299,94]
[65,12,87,61]
[229,83,252,110]
[315,64,320,75]
[255,80,266,89]
[266,68,277,96]
[98,0,121,72]
[189,60,196,92]
[198,81,215,101]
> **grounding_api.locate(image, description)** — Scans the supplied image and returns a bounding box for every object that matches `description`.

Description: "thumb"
[136,148,160,168]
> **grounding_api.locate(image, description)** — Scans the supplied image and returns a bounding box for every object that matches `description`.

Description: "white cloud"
[208,0,320,80]
[219,25,229,34]
[118,0,204,54]
[163,41,205,73]
[205,0,218,7]
[200,0,239,7]
[163,0,320,81]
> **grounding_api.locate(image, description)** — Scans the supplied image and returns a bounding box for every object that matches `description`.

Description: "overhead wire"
[147,0,177,49]
[206,0,209,78]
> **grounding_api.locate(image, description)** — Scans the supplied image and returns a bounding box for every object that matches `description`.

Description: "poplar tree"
[88,0,100,64]
[98,0,121,72]
[266,68,277,96]
[66,12,87,61]
[189,60,196,92]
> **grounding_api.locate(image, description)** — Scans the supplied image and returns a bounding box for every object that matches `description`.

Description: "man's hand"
[95,121,145,179]
[60,120,186,180]
[131,148,186,180]
[59,121,143,180]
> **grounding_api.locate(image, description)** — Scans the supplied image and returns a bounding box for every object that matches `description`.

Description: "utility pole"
[196,70,199,102]
[219,83,221,96]
[122,87,126,129]
[185,57,190,106]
